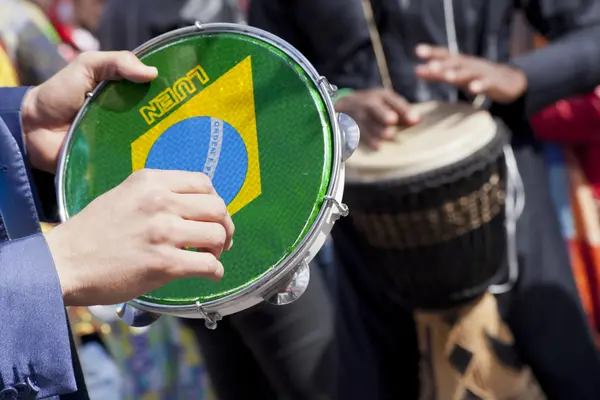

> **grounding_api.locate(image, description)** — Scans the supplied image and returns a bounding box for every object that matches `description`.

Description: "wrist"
[505,64,528,100]
[43,228,77,306]
[21,86,40,138]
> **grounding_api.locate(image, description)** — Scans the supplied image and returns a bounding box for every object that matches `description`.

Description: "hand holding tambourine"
[27,52,234,309]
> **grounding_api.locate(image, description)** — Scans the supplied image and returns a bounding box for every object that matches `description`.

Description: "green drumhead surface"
[61,31,333,304]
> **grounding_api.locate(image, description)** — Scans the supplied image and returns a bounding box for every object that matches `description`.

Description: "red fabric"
[532,89,600,143]
[531,89,600,199]
[48,2,77,49]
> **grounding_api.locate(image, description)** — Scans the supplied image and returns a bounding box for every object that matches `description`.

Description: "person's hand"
[414,44,527,104]
[335,88,421,149]
[44,169,235,307]
[21,51,158,173]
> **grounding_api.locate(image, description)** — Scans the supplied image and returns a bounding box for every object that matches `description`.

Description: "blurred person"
[0,50,233,398]
[250,0,600,398]
[97,2,335,400]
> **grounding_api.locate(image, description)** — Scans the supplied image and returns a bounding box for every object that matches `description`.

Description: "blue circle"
[145,116,248,204]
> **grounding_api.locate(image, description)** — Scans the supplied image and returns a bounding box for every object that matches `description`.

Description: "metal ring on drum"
[55,22,360,328]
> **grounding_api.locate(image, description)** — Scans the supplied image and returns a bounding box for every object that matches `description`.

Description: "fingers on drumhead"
[183,221,229,258]
[173,194,229,222]
[173,250,225,282]
[128,169,215,194]
[366,101,399,125]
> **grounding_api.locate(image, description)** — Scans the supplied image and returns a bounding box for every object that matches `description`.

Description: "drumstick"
[360,0,393,91]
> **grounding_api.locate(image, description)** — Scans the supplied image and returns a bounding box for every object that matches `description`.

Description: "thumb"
[76,51,158,84]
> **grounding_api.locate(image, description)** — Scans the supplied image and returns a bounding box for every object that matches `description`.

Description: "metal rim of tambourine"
[56,22,359,329]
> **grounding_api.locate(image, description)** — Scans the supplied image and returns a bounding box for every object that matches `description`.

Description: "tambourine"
[56,23,359,329]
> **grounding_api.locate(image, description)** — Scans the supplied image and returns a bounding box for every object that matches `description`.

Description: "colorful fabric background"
[0,39,18,86]
[103,315,217,400]
[532,88,600,346]
[544,144,600,345]
[0,0,67,85]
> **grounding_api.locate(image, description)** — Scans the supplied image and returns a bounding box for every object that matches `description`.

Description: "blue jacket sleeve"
[0,89,77,398]
[0,87,44,223]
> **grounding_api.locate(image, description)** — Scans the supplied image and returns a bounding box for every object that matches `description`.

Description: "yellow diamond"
[131,56,261,216]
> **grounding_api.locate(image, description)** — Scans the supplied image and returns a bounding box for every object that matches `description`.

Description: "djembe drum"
[344,101,543,399]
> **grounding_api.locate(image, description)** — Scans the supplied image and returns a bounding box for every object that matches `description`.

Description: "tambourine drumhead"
[346,101,498,182]
[58,25,336,307]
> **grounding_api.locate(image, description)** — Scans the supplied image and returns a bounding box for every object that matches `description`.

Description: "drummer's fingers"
[466,78,490,96]
[172,194,235,250]
[381,91,420,125]
[380,125,398,141]
[443,67,482,87]
[361,121,387,149]
[77,51,158,83]
[449,62,492,95]
[362,134,381,150]
[165,249,225,282]
[365,101,399,126]
[415,44,451,61]
[415,56,462,80]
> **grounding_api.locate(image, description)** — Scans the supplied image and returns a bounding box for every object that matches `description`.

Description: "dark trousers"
[185,264,334,400]
[330,138,600,400]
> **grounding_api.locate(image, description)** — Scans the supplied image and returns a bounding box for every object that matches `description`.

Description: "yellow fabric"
[0,45,18,86]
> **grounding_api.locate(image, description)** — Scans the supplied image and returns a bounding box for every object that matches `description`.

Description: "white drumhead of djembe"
[345,101,499,183]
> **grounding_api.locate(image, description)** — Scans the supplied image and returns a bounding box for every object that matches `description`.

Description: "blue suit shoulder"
[0,87,77,398]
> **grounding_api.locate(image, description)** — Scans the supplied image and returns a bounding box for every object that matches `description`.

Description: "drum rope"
[442,0,486,108]
[442,0,459,103]
[490,145,525,294]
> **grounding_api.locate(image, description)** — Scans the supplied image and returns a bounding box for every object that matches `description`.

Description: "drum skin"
[59,31,333,305]
[343,124,509,310]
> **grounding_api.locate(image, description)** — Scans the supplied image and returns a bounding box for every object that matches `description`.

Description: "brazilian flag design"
[62,32,333,303]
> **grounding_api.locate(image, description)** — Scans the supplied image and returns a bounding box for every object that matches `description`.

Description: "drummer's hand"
[414,44,527,104]
[44,169,235,307]
[21,51,158,174]
[335,88,421,149]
